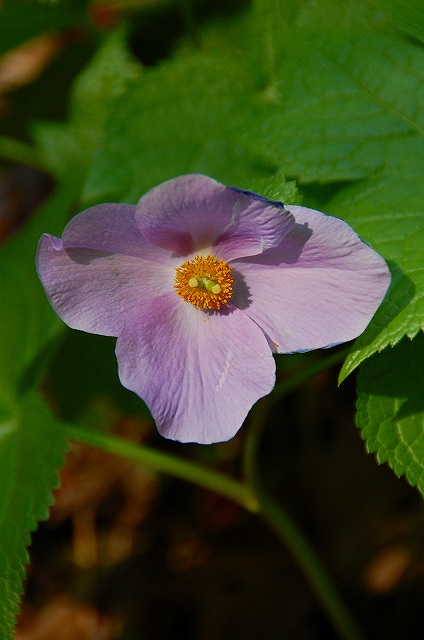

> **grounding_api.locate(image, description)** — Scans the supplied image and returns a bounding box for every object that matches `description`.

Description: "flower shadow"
[231,268,252,311]
[241,222,313,267]
[276,221,313,265]
[65,248,115,264]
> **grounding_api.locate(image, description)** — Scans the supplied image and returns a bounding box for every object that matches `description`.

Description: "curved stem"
[243,396,272,487]
[243,387,367,640]
[65,346,364,640]
[256,483,366,640]
[64,424,259,513]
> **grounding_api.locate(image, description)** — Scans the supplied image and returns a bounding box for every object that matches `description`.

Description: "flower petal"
[116,293,275,443]
[136,174,295,261]
[61,203,158,257]
[232,205,391,353]
[36,204,176,336]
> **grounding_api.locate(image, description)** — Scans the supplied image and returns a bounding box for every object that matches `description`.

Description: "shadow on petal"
[237,222,313,266]
[65,248,115,265]
[231,268,252,311]
[279,221,313,264]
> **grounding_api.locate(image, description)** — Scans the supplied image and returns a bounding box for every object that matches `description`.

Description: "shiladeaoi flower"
[36,174,390,444]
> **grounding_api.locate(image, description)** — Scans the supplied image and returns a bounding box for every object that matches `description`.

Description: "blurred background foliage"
[1,0,424,638]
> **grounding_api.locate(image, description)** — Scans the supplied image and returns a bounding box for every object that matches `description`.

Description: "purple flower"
[36,175,390,444]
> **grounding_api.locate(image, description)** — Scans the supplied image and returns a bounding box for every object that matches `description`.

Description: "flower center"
[174,254,234,310]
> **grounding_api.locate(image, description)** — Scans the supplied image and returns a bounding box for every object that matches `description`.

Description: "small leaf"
[356,333,424,495]
[253,0,384,33]
[0,392,68,638]
[240,172,301,205]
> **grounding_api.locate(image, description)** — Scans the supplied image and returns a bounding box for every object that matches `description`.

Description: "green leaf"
[46,331,151,423]
[332,154,424,381]
[249,0,295,85]
[83,9,424,203]
[236,28,424,183]
[0,391,68,638]
[82,52,270,204]
[253,0,386,32]
[240,172,301,205]
[356,333,424,495]
[0,183,76,410]
[375,0,424,44]
[33,26,141,184]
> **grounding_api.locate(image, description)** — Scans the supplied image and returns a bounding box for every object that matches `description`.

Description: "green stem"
[257,484,366,640]
[243,355,367,640]
[245,346,351,482]
[65,346,364,639]
[64,424,259,513]
[243,396,272,487]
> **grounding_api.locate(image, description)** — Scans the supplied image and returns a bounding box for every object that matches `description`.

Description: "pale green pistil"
[189,276,221,295]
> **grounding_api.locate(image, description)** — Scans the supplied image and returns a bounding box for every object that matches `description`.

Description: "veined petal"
[116,292,275,443]
[215,188,295,263]
[61,203,165,260]
[232,205,391,353]
[36,204,177,336]
[136,174,295,261]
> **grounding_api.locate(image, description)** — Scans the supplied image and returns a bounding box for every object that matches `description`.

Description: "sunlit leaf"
[375,0,424,44]
[83,52,267,204]
[236,29,424,183]
[332,150,424,380]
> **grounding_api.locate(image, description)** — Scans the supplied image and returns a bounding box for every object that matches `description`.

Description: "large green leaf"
[375,0,424,44]
[0,183,77,411]
[330,153,424,380]
[83,15,424,201]
[253,0,388,32]
[33,26,141,183]
[0,392,68,638]
[82,51,279,204]
[356,333,424,495]
[235,28,424,183]
[0,28,143,410]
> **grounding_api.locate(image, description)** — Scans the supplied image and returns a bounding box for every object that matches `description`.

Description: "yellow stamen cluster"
[174,254,234,310]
